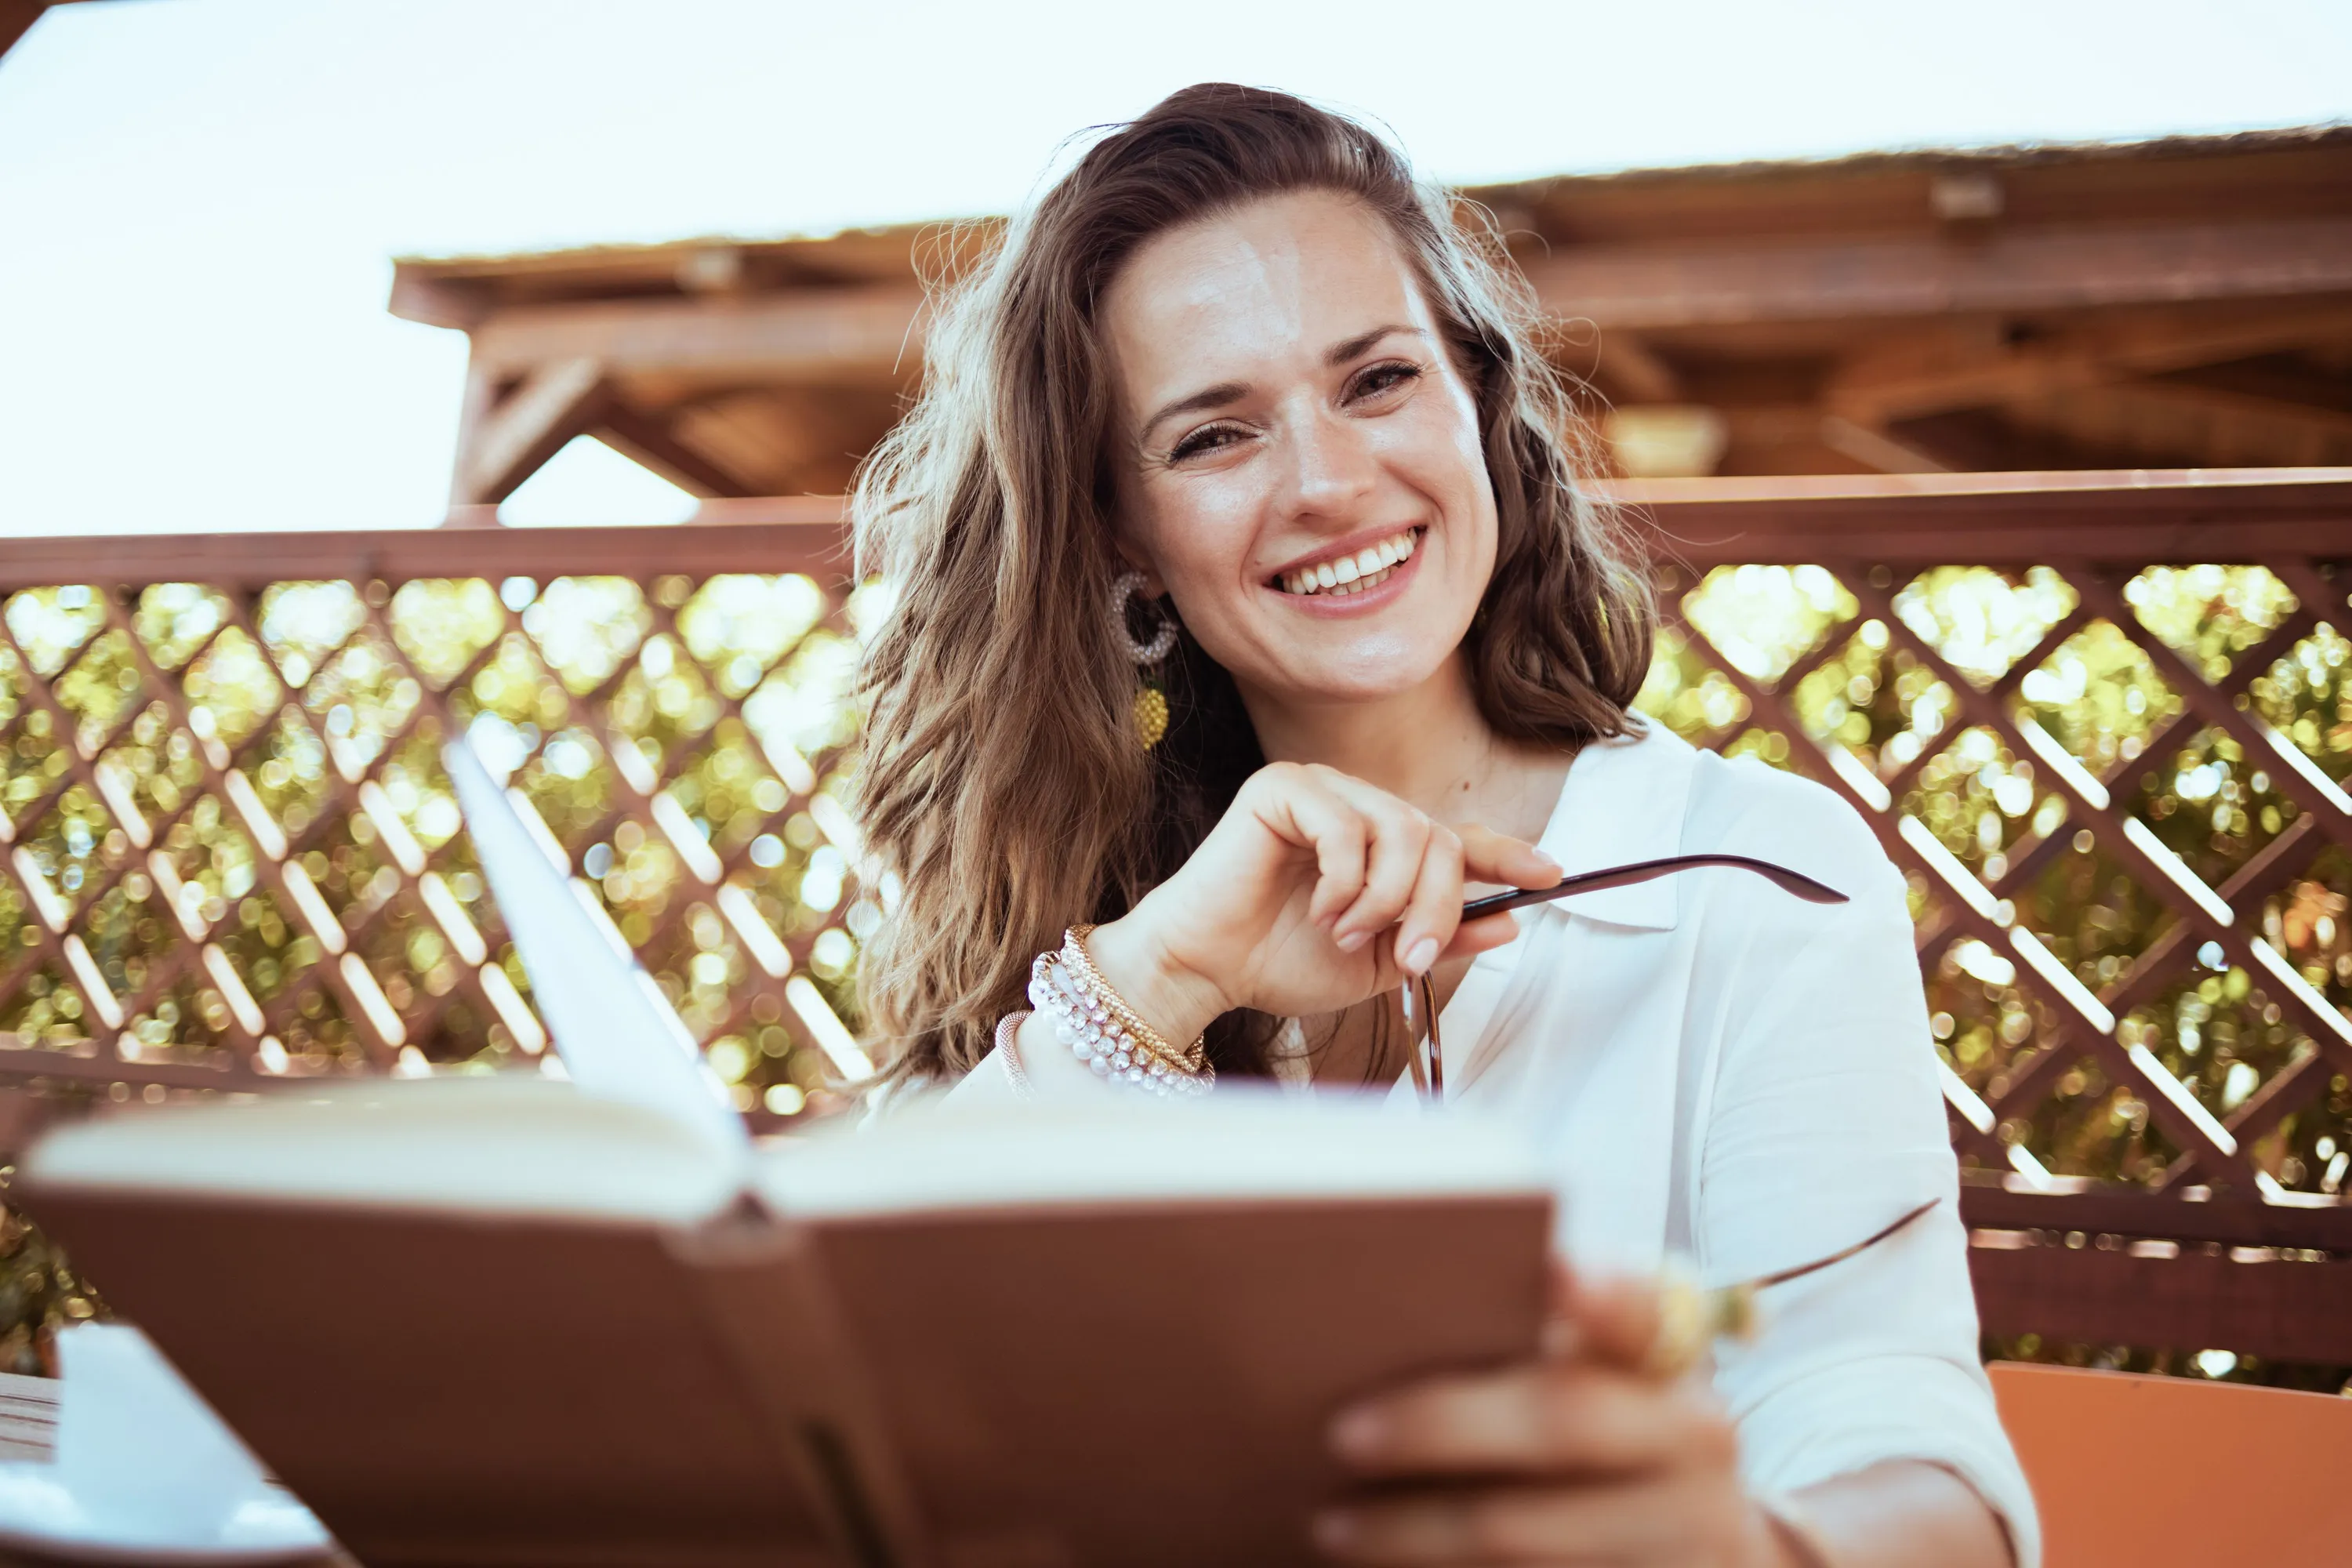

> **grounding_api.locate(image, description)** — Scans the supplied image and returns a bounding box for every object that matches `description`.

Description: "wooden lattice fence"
[0,472,2348,1370]
[0,514,872,1131]
[1632,472,2352,1372]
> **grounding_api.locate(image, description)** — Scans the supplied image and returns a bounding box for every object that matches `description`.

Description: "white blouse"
[1376,717,2035,1564]
[974,714,2039,1564]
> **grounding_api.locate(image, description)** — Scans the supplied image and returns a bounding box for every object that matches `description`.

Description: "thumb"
[1541,1258,1677,1371]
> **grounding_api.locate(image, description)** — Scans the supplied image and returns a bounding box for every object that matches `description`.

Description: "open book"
[17,743,1554,1567]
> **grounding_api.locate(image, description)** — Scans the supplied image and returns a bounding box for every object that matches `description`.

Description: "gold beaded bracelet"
[1062,924,1209,1074]
[1028,950,1213,1095]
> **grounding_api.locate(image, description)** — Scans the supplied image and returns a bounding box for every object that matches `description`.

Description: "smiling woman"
[855,87,1650,1087]
[850,85,2031,1568]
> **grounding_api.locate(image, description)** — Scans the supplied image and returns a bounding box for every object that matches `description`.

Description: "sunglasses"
[1400,853,1849,1104]
[1393,853,1931,1357]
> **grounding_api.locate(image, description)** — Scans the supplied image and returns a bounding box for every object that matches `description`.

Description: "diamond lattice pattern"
[1647,557,2352,1200]
[4,557,2351,1193]
[0,572,879,1126]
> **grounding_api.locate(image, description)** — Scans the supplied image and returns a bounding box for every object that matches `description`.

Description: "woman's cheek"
[1128,495,1221,593]
[1167,497,1265,592]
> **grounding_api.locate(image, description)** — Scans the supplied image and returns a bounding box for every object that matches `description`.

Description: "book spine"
[671,1204,934,1568]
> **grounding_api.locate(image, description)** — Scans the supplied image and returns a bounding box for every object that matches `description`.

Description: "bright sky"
[3,0,2348,536]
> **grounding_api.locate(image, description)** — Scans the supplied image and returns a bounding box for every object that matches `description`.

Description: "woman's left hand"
[1315,1269,1791,1567]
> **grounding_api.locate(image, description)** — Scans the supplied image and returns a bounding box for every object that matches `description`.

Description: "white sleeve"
[1693,781,2040,1568]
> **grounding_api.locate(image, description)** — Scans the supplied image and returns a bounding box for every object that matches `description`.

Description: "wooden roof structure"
[1,1,105,62]
[390,125,2352,506]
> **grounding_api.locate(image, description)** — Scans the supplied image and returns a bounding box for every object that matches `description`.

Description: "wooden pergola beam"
[0,0,47,57]
[466,286,929,379]
[450,357,609,505]
[2101,376,2352,444]
[592,402,759,499]
[1,0,103,57]
[1589,329,1682,403]
[0,471,2343,590]
[1818,415,1952,474]
[1606,466,2352,565]
[1522,217,2352,331]
[2151,358,2352,421]
[1870,408,2213,474]
[439,220,2352,393]
[1825,303,2352,426]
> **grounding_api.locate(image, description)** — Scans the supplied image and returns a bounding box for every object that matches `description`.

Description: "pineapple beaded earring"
[1109,570,1178,750]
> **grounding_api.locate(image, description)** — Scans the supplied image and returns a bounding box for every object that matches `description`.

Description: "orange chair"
[1988,1361,2352,1566]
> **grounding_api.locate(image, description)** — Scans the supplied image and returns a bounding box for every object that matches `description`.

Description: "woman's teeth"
[1276,528,1419,597]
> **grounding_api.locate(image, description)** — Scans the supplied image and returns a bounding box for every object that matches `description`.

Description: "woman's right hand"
[1080,762,1562,1047]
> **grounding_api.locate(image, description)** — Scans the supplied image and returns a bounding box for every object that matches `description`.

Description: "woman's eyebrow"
[1324,324,1424,366]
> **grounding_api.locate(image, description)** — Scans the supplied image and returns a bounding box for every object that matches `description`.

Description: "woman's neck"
[1238,652,1573,847]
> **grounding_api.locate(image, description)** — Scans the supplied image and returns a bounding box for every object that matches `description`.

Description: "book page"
[445,734,748,1152]
[26,1077,744,1224]
[755,1087,1546,1218]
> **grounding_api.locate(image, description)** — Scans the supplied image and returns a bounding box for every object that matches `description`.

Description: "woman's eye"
[1169,423,1247,463]
[1348,361,1422,402]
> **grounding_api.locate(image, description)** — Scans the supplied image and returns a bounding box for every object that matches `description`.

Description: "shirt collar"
[1530,712,1696,933]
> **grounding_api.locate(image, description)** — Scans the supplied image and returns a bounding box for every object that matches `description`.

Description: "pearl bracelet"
[1026,950,1213,1097]
[1060,924,1208,1073]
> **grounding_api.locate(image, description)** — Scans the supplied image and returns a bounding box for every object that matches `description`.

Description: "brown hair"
[851,83,1653,1087]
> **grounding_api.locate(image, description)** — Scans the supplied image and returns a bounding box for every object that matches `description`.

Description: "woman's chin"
[1254,641,1464,708]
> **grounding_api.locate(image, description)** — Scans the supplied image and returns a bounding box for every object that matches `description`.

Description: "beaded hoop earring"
[1109,570,1178,750]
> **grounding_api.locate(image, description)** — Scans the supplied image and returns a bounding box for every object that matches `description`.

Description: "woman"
[851,84,2032,1568]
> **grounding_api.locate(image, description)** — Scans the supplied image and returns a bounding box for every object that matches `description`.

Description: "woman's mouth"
[1270,526,1423,599]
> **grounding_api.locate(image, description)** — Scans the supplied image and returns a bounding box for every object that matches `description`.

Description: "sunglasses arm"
[1414,855,1848,1105]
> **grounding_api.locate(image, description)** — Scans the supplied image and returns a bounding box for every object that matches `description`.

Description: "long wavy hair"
[850,84,1655,1088]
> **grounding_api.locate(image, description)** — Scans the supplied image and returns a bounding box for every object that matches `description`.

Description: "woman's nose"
[1279,406,1380,519]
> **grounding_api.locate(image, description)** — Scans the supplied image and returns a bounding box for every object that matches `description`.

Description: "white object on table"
[0,1322,333,1564]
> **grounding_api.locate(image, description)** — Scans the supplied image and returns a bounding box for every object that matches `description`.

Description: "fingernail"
[1335,928,1370,953]
[1532,849,1562,873]
[1403,935,1439,974]
[1329,1406,1385,1459]
[1312,1511,1356,1551]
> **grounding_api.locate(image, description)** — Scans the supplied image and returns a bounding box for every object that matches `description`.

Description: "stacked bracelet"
[1025,925,1212,1097]
[993,1009,1034,1098]
[1060,924,1209,1075]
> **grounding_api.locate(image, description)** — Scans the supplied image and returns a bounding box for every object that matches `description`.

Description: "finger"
[1329,797,1430,953]
[1392,826,1464,976]
[1454,823,1561,891]
[1328,1363,1730,1479]
[1255,774,1371,929]
[1539,1255,1580,1359]
[1313,1475,1729,1566]
[1537,1261,1662,1368]
[1437,910,1518,964]
[1563,1271,1669,1372]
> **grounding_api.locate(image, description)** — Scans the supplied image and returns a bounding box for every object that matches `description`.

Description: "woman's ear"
[1109,537,1169,600]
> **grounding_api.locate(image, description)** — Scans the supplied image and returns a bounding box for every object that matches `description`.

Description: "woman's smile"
[1265,524,1426,615]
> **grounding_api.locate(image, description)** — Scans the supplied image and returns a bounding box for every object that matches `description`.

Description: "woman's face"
[1100,191,1497,710]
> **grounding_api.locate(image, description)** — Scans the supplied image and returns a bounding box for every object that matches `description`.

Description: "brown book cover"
[20,1081,1550,1567]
